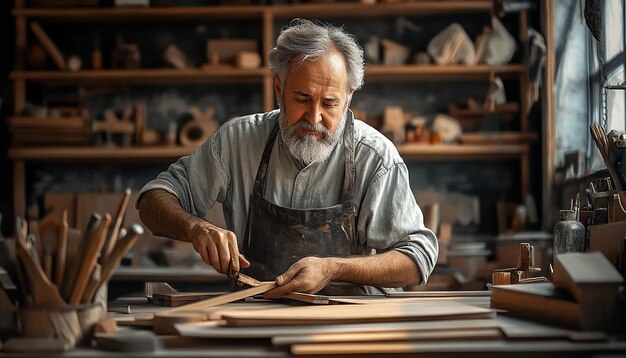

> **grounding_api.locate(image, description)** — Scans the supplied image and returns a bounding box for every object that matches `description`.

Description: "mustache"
[291,119,330,136]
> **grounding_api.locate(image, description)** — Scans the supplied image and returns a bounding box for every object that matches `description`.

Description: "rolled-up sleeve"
[357,162,439,285]
[137,133,229,219]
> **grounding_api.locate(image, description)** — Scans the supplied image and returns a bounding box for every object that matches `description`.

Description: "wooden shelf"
[13,2,493,22]
[10,68,266,85]
[270,2,493,18]
[10,65,523,85]
[9,146,197,162]
[366,65,525,82]
[397,143,528,160]
[9,144,527,162]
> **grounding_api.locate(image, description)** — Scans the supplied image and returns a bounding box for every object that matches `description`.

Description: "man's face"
[275,51,352,165]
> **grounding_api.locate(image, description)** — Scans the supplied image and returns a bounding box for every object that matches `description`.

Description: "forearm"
[137,189,206,242]
[329,250,420,287]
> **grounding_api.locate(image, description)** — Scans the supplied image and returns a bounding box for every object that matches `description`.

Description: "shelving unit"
[10,1,539,226]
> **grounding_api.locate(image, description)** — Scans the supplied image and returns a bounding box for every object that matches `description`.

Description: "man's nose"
[305,103,322,125]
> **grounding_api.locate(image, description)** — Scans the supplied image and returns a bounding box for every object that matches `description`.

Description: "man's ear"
[274,75,281,106]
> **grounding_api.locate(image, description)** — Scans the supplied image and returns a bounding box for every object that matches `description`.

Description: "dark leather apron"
[242,116,366,295]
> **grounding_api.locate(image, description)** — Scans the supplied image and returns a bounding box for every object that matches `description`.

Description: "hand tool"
[15,237,66,307]
[55,211,68,288]
[84,223,143,303]
[61,213,101,301]
[37,212,58,280]
[102,188,131,259]
[69,213,111,304]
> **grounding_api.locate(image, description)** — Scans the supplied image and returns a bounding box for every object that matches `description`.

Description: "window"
[588,0,626,170]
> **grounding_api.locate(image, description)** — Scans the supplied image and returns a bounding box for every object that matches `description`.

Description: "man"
[138,19,438,296]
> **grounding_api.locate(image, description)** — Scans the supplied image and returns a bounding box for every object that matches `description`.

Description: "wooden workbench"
[1,294,625,357]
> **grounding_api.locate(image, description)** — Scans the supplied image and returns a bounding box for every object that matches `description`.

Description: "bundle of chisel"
[0,189,143,349]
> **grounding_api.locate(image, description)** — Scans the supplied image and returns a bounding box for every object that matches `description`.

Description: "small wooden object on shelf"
[205,39,258,67]
[179,106,219,147]
[491,243,546,285]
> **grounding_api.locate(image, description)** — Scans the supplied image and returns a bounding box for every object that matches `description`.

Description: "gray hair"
[269,19,365,94]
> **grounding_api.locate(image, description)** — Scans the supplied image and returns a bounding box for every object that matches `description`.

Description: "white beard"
[278,106,347,166]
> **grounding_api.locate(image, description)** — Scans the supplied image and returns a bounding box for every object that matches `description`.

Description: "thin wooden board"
[331,296,490,308]
[30,22,66,70]
[175,318,500,339]
[221,301,494,327]
[8,117,87,130]
[290,340,626,355]
[386,290,490,298]
[495,315,607,341]
[273,328,502,346]
[153,292,227,302]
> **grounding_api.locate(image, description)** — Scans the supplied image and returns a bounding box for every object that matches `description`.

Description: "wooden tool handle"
[84,223,143,303]
[55,211,68,288]
[62,213,101,300]
[69,213,111,305]
[15,238,66,307]
[103,188,131,258]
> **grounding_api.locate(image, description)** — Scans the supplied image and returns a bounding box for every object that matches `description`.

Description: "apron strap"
[252,122,280,198]
[341,113,356,212]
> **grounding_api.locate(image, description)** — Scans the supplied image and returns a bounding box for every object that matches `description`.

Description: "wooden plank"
[8,116,87,129]
[273,328,502,346]
[30,22,66,70]
[290,340,626,355]
[153,283,276,334]
[386,290,490,298]
[168,283,275,314]
[495,315,597,340]
[175,319,500,339]
[221,301,494,327]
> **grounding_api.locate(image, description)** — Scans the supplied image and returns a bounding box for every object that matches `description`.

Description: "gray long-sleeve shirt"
[139,109,438,284]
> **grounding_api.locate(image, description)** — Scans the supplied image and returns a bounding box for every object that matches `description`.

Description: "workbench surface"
[1,294,625,357]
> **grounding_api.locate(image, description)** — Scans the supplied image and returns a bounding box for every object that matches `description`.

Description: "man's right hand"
[188,221,250,274]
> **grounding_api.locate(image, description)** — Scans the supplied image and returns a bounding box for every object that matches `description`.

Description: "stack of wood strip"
[9,108,90,146]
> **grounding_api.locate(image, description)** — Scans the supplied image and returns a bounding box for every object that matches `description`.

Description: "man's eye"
[296,98,308,104]
[324,102,339,108]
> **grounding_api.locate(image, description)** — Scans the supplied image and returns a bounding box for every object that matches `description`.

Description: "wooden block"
[153,311,207,335]
[553,252,623,301]
[588,222,626,276]
[94,316,118,334]
[206,39,257,65]
[234,51,261,69]
[381,38,410,65]
[552,253,621,332]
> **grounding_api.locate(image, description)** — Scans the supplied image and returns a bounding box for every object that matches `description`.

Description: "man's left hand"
[264,257,335,298]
